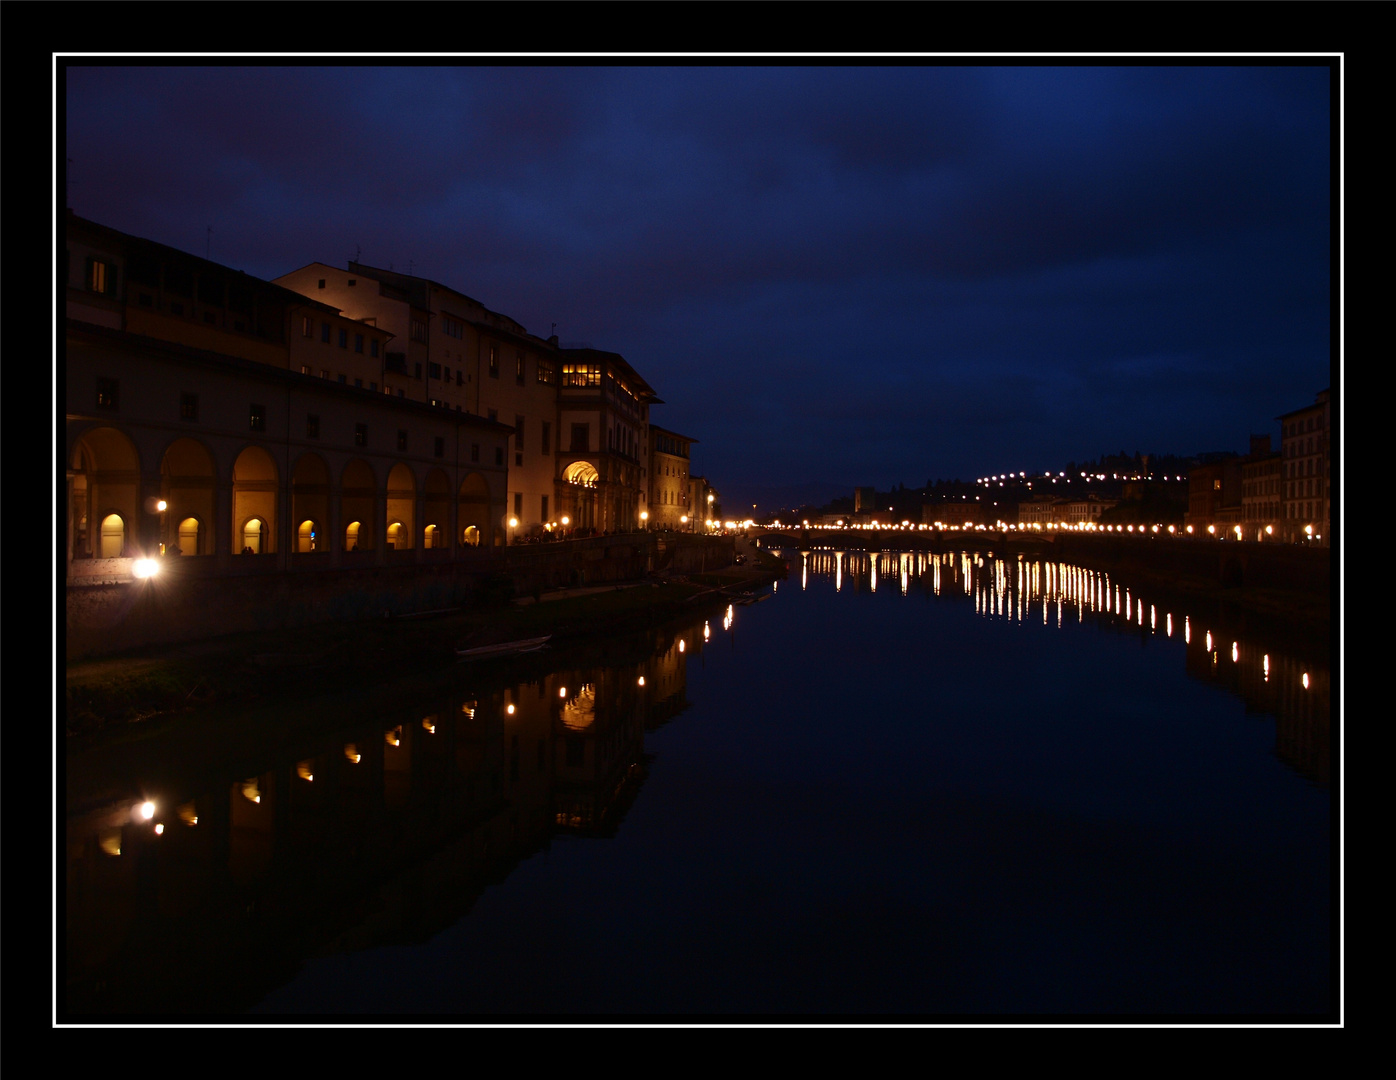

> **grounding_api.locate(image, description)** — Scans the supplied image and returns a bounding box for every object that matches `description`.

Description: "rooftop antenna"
[353,244,361,267]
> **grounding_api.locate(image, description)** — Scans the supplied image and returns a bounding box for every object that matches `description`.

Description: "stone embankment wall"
[66,534,735,660]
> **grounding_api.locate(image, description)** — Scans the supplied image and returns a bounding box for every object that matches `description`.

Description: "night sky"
[63,63,1334,513]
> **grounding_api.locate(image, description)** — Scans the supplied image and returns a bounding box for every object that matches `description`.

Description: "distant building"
[1185,458,1241,534]
[1017,497,1063,526]
[930,501,988,526]
[1060,495,1116,525]
[854,487,877,513]
[1240,434,1282,540]
[649,425,697,530]
[1278,389,1330,544]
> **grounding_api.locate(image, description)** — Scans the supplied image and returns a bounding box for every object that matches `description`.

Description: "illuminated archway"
[297,519,321,552]
[423,524,440,549]
[99,513,126,558]
[242,517,267,554]
[462,525,481,547]
[387,522,405,549]
[564,460,599,486]
[177,517,202,555]
[345,521,362,550]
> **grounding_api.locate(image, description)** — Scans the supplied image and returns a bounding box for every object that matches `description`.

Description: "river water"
[64,547,1333,1020]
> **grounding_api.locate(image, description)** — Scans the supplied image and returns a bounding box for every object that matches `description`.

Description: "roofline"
[66,320,514,434]
[648,423,700,444]
[66,212,345,317]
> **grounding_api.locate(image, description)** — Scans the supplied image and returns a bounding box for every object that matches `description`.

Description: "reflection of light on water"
[1231,642,1239,663]
[1167,612,1173,637]
[1206,631,1213,653]
[678,639,685,653]
[1185,617,1191,644]
[1151,605,1156,631]
[1264,655,1270,682]
[1302,672,1309,689]
[704,621,711,640]
[562,683,597,731]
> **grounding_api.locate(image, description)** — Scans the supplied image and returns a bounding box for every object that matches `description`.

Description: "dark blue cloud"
[63,63,1333,508]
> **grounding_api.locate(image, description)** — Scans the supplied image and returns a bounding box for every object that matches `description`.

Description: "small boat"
[455,634,552,659]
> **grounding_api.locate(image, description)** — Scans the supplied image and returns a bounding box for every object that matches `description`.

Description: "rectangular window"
[541,421,551,455]
[434,436,445,459]
[338,374,347,384]
[516,353,525,385]
[355,333,364,353]
[411,318,428,343]
[250,404,266,432]
[370,381,378,391]
[96,378,119,410]
[562,363,601,387]
[398,429,408,451]
[355,377,363,388]
[355,423,368,447]
[415,362,423,379]
[429,362,442,380]
[456,369,463,386]
[87,257,115,295]
[307,414,320,439]
[180,392,198,420]
[472,443,480,463]
[571,423,589,452]
[488,408,498,423]
[301,365,311,375]
[515,416,525,449]
[514,492,523,517]
[488,344,499,378]
[442,315,463,339]
[495,446,504,467]
[321,369,330,380]
[537,360,557,385]
[541,495,549,521]
[339,328,348,348]
[370,339,380,359]
[321,322,331,343]
[302,316,314,337]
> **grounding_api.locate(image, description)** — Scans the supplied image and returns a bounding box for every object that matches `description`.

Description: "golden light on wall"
[385,726,402,747]
[344,743,362,764]
[241,779,262,804]
[178,802,198,826]
[297,761,315,781]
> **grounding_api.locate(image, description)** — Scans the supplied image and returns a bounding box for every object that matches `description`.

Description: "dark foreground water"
[65,549,1333,1020]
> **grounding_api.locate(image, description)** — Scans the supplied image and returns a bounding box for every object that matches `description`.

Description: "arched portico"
[562,460,599,531]
[341,459,377,551]
[292,453,331,553]
[386,462,416,549]
[458,472,492,548]
[424,468,451,549]
[160,437,216,555]
[232,446,279,554]
[70,426,142,560]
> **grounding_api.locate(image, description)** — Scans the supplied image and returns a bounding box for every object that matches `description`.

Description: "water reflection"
[65,618,725,1016]
[778,547,1329,787]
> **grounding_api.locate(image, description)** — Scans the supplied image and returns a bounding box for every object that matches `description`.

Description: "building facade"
[65,214,511,590]
[1278,389,1330,544]
[649,425,697,530]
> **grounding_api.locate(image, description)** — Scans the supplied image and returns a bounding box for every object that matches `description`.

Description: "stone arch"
[458,471,492,548]
[386,462,416,549]
[232,445,279,554]
[292,452,330,553]
[341,459,377,550]
[70,426,141,559]
[562,460,599,531]
[423,468,451,549]
[159,437,216,555]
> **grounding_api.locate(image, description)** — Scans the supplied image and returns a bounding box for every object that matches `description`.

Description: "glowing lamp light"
[156,499,168,512]
[561,516,570,525]
[640,511,649,521]
[154,823,165,835]
[1207,525,1216,535]
[509,517,519,528]
[297,762,315,781]
[678,639,686,653]
[681,515,688,524]
[422,718,435,733]
[638,676,645,686]
[138,801,156,821]
[1266,525,1273,535]
[344,744,361,764]
[1186,525,1194,534]
[559,687,568,697]
[506,703,516,715]
[133,558,160,579]
[1302,672,1310,689]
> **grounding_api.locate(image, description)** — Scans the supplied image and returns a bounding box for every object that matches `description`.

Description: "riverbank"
[64,565,780,814]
